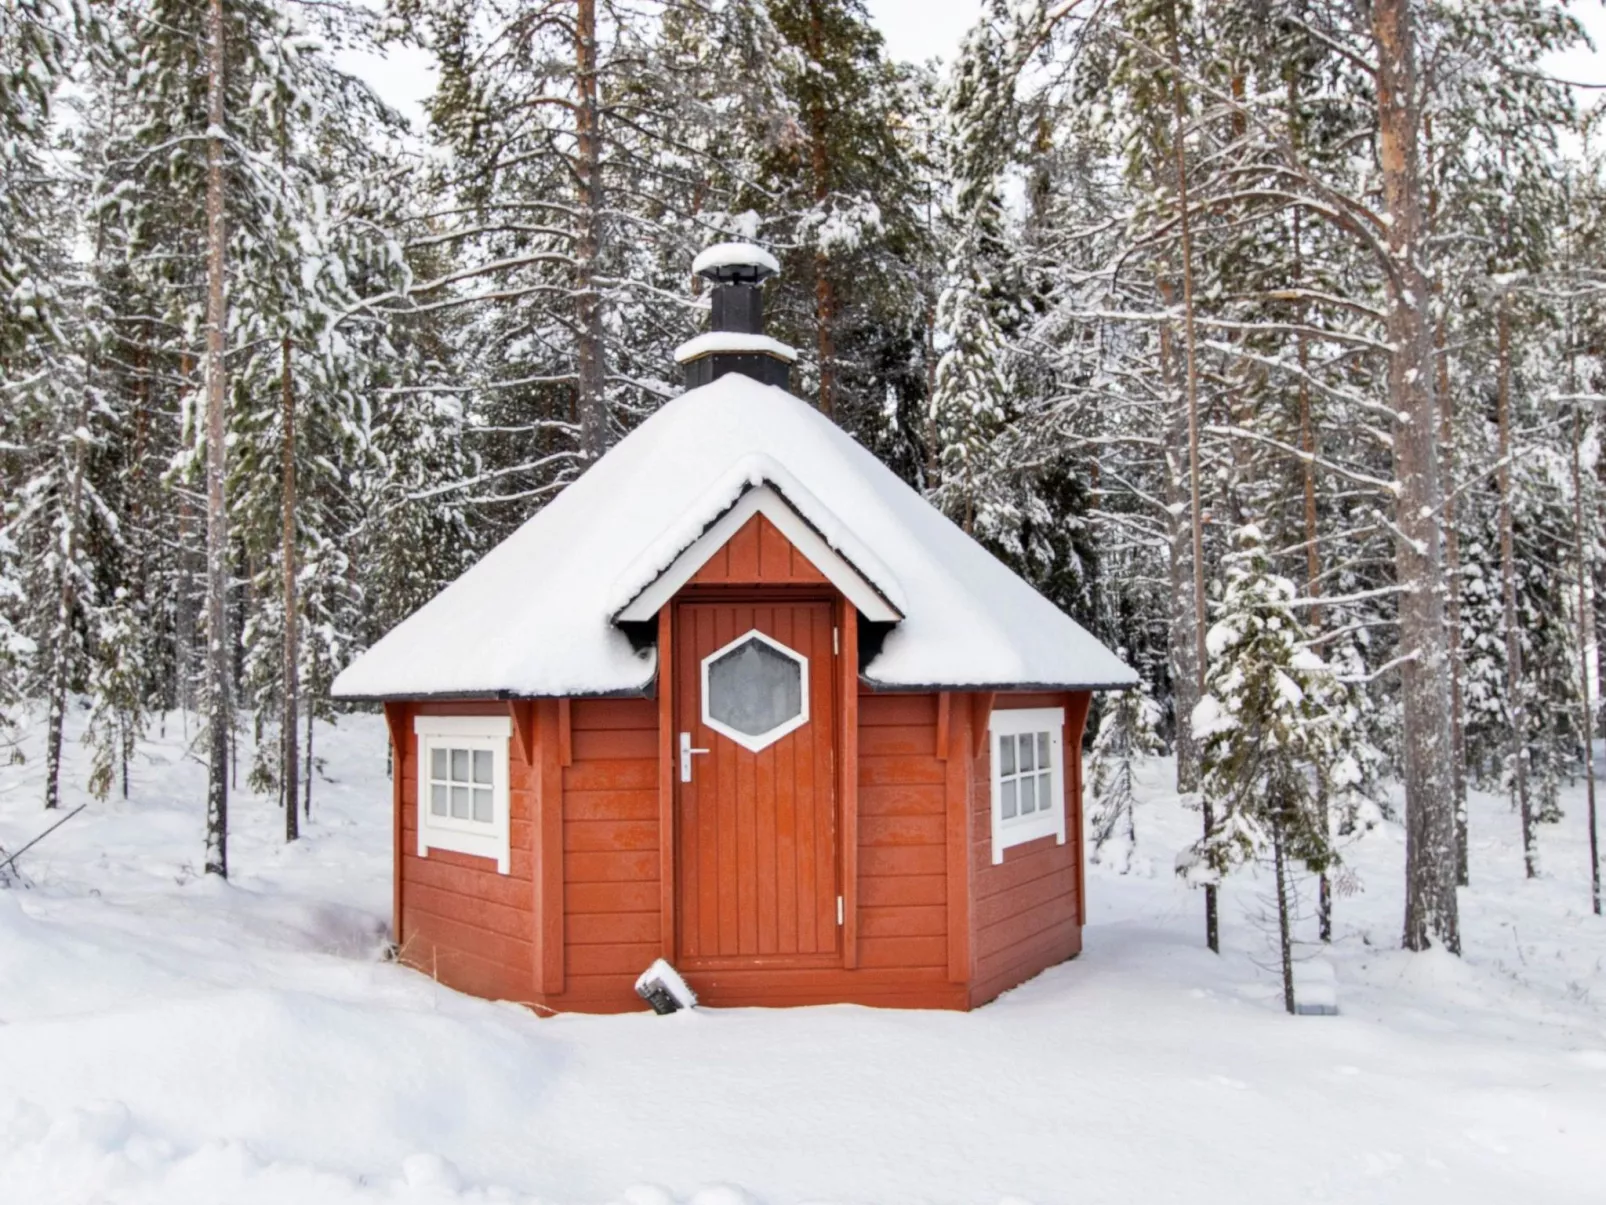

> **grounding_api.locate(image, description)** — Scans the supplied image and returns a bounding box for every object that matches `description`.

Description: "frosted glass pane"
[1037,732,1051,770]
[430,784,447,816]
[706,637,803,738]
[1039,772,1053,811]
[450,785,469,819]
[999,735,1016,776]
[1019,735,1035,773]
[430,748,447,780]
[472,788,493,823]
[1020,773,1037,814]
[1000,779,1017,819]
[472,749,493,785]
[450,748,469,782]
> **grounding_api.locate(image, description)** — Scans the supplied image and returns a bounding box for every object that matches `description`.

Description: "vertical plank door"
[674,600,840,966]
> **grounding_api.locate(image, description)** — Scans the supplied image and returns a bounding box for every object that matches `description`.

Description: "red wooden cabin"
[333,246,1135,1012]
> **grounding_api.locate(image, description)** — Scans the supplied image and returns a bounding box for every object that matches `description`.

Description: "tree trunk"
[304,697,314,819]
[1158,278,1200,794]
[203,0,230,879]
[1571,400,1602,915]
[282,335,299,843]
[805,0,836,419]
[1495,298,1535,877]
[1373,0,1459,952]
[1167,2,1217,954]
[1436,315,1469,886]
[1567,307,1602,914]
[1273,825,1295,1016]
[574,0,608,461]
[1424,107,1470,887]
[43,421,85,811]
[1289,198,1332,943]
[176,486,196,721]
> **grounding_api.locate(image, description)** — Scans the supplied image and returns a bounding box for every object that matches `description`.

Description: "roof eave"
[331,683,658,705]
[859,676,1139,694]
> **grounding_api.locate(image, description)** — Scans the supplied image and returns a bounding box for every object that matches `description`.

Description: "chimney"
[675,243,797,390]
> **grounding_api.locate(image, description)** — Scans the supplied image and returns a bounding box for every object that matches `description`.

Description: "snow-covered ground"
[2,708,1604,1205]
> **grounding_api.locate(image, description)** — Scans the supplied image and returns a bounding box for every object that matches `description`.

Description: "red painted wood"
[407,855,533,908]
[658,606,676,959]
[859,783,945,816]
[567,911,660,945]
[508,699,536,764]
[860,843,945,877]
[565,849,660,882]
[859,723,939,757]
[972,692,996,756]
[566,880,660,913]
[860,694,938,726]
[690,513,830,587]
[965,690,1085,1001]
[557,698,573,767]
[564,789,659,821]
[839,599,859,968]
[674,598,839,966]
[861,874,946,907]
[385,702,408,944]
[946,691,972,983]
[536,698,564,995]
[858,757,945,787]
[1068,691,1091,925]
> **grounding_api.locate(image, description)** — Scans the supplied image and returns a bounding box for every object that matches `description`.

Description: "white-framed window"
[700,628,810,753]
[989,707,1067,864]
[413,714,512,873]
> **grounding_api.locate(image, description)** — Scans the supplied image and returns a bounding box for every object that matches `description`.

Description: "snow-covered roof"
[674,331,798,364]
[691,242,780,277]
[332,374,1136,700]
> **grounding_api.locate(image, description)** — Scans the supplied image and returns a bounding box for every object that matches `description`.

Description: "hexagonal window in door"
[700,629,810,752]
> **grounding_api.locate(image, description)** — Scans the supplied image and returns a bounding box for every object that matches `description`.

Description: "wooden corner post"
[839,599,859,969]
[942,692,971,984]
[384,701,409,946]
[533,699,565,996]
[657,606,677,961]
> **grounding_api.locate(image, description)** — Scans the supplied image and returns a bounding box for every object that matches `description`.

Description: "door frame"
[656,588,858,970]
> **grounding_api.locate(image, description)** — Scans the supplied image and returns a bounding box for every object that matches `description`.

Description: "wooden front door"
[674,599,839,966]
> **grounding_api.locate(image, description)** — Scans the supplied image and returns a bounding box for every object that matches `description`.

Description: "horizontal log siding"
[398,700,536,1004]
[968,691,1089,1008]
[856,693,951,974]
[549,697,662,1009]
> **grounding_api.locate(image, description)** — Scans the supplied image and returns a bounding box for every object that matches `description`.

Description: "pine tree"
[0,0,75,778]
[1089,672,1163,873]
[1185,526,1367,1012]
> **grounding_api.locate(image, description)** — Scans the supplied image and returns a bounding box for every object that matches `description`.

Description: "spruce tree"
[1186,525,1367,1012]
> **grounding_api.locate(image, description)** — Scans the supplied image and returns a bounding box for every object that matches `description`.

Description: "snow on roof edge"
[328,375,1137,701]
[606,453,907,619]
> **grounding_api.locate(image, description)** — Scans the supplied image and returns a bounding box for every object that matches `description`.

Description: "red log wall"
[387,685,1089,1013]
[392,699,538,1005]
[967,691,1092,1008]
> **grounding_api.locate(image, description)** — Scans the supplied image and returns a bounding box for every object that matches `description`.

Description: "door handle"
[680,731,710,782]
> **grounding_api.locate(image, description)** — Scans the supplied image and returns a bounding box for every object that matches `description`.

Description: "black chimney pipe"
[679,245,795,390]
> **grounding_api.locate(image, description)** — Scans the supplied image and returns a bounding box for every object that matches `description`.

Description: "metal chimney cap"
[693,242,780,284]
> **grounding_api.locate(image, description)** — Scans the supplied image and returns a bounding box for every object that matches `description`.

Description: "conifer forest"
[3,0,1605,972]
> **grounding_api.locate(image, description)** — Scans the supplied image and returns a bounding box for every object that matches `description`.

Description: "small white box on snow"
[635,959,697,1014]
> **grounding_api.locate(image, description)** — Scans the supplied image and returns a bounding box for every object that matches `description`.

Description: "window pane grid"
[997,730,1054,825]
[427,742,495,827]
